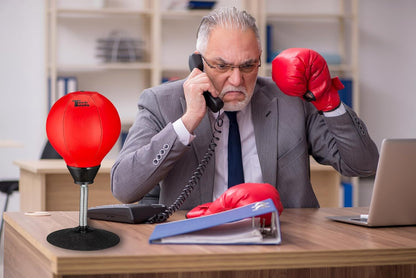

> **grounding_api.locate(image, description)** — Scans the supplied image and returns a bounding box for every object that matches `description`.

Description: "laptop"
[327,138,416,227]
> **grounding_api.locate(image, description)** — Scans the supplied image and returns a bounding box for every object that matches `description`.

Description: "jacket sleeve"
[110,88,190,203]
[307,103,379,177]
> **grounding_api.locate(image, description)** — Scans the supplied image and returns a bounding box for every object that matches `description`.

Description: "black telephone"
[88,55,224,225]
[188,53,224,113]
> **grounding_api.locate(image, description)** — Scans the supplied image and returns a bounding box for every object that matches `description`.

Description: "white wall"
[0,0,47,180]
[359,0,416,148]
[1,0,415,180]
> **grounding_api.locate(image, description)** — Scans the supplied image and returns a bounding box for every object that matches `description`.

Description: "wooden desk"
[0,140,23,148]
[4,207,416,278]
[14,159,121,211]
[14,159,340,212]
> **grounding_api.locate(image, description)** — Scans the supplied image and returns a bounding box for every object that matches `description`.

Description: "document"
[149,198,281,245]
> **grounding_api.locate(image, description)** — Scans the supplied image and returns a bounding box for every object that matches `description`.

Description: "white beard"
[220,86,253,112]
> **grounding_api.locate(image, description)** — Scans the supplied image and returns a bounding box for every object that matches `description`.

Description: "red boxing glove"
[186,183,283,225]
[272,48,344,112]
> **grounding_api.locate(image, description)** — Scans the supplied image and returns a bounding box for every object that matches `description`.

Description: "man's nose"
[227,67,243,86]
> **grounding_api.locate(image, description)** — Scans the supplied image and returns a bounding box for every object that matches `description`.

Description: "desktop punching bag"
[46,91,121,251]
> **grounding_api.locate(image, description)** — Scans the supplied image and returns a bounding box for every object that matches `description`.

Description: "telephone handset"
[188,53,224,113]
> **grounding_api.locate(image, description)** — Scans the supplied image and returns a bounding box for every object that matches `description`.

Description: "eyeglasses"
[201,55,261,74]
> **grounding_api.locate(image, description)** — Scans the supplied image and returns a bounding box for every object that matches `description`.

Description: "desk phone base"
[88,203,167,224]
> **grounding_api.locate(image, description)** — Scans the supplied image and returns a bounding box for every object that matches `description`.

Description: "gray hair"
[196,7,261,54]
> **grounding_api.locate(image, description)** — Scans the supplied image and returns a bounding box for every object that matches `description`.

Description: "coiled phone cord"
[148,113,223,224]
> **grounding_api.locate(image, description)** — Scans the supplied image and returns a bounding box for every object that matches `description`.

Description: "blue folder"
[149,198,281,245]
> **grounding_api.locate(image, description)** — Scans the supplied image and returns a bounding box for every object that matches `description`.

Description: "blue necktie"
[225,111,244,188]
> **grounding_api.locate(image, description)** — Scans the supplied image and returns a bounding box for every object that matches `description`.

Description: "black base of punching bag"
[67,165,100,184]
[47,225,120,251]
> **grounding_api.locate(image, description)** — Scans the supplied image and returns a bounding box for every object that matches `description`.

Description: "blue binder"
[339,78,353,108]
[149,198,281,245]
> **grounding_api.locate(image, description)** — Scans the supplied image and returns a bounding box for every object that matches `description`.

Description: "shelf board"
[52,62,153,73]
[53,8,153,17]
[266,13,355,21]
[161,9,212,19]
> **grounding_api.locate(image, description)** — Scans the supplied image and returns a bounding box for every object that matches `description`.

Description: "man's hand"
[186,183,284,225]
[182,68,219,133]
[272,48,344,112]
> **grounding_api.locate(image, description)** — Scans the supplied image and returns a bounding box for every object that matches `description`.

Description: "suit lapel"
[251,89,278,186]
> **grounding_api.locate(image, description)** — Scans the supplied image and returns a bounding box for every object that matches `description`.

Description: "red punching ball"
[46,91,121,183]
[45,91,121,251]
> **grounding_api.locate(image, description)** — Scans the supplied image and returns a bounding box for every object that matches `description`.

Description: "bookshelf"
[45,0,250,125]
[45,0,359,206]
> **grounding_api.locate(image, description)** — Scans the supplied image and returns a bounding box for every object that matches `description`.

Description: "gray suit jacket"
[111,77,379,209]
